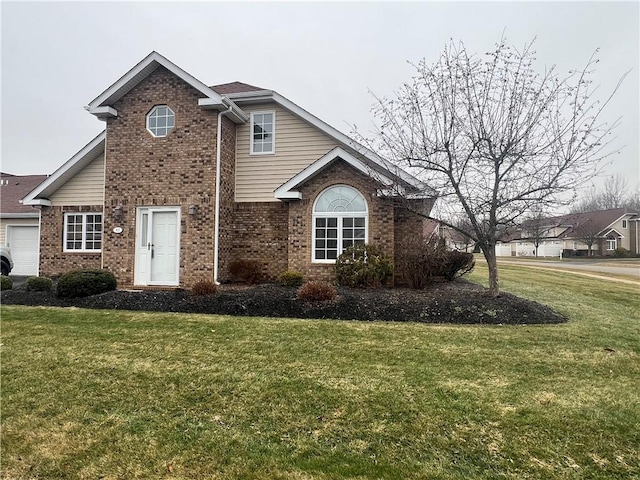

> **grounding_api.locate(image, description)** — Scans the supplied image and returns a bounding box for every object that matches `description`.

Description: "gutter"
[214,104,234,284]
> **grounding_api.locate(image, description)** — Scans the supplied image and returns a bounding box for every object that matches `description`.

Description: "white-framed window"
[312,185,367,262]
[147,105,175,137]
[250,111,275,154]
[622,219,628,229]
[607,238,617,251]
[64,213,102,252]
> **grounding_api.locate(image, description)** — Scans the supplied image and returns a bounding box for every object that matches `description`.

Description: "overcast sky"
[2,1,638,194]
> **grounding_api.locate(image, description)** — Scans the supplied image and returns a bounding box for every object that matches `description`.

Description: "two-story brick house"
[23,52,433,288]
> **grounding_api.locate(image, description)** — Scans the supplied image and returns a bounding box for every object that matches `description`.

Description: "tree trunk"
[483,247,500,297]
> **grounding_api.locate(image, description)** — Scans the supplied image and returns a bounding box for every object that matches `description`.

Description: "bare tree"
[627,187,640,213]
[453,216,477,252]
[359,37,625,296]
[571,217,601,256]
[523,210,555,257]
[572,174,630,212]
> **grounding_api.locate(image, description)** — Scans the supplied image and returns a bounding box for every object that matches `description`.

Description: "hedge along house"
[23,52,434,288]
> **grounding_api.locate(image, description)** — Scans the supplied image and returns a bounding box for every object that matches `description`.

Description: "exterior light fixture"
[114,205,123,220]
[188,204,197,216]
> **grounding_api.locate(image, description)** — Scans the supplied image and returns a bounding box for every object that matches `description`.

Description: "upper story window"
[313,185,367,262]
[64,212,102,252]
[622,219,628,229]
[147,105,175,137]
[251,111,275,154]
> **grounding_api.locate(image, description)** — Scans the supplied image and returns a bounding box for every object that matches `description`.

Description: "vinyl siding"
[608,216,632,250]
[1,218,39,245]
[235,103,339,202]
[50,154,105,206]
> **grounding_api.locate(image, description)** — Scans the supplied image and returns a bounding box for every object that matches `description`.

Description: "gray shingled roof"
[210,82,264,95]
[1,173,48,215]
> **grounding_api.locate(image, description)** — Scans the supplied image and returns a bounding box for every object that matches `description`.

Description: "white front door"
[7,225,39,276]
[134,207,180,286]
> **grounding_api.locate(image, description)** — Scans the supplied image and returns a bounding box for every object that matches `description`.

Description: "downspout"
[214,103,234,284]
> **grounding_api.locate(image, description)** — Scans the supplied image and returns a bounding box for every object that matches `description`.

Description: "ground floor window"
[607,238,617,251]
[63,213,102,252]
[313,185,367,262]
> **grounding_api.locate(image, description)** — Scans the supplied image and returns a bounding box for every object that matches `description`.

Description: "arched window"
[312,185,367,262]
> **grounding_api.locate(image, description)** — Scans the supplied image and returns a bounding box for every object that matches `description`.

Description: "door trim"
[134,206,181,286]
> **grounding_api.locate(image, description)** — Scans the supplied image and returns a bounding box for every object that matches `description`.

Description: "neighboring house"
[23,52,434,288]
[495,208,639,257]
[1,173,48,275]
[424,219,476,253]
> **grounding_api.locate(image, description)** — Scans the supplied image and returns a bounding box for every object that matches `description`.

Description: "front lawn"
[2,265,639,479]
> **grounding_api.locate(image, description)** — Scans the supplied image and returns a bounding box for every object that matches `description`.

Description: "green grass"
[2,265,639,479]
[493,256,640,282]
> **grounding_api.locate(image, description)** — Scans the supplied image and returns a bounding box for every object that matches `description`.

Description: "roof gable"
[33,54,433,205]
[274,147,397,200]
[86,52,248,123]
[563,208,634,238]
[22,131,106,206]
[226,90,433,196]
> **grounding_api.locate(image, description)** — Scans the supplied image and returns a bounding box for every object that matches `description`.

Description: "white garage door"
[7,226,39,276]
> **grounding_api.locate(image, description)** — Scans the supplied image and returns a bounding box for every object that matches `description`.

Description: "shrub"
[1,275,13,291]
[614,247,630,258]
[297,281,337,302]
[278,270,304,287]
[441,250,475,281]
[228,260,261,284]
[397,236,474,287]
[191,280,218,296]
[335,244,393,288]
[397,235,447,289]
[57,269,117,298]
[25,276,53,292]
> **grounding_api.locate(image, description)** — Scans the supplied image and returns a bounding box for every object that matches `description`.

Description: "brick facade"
[39,205,103,277]
[287,160,398,283]
[393,198,434,285]
[224,161,430,285]
[37,64,432,289]
[217,115,238,283]
[102,66,219,288]
[229,202,289,282]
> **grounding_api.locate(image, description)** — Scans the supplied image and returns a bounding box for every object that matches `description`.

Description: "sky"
[1,1,638,195]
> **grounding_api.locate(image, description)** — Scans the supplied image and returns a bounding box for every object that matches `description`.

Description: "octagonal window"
[147,105,175,137]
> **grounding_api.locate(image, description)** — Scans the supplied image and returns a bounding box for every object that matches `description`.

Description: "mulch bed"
[1,280,566,325]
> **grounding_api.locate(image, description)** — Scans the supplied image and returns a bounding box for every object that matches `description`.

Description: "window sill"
[63,250,102,254]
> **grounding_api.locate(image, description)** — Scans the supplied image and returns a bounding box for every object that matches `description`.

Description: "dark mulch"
[1,279,566,325]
